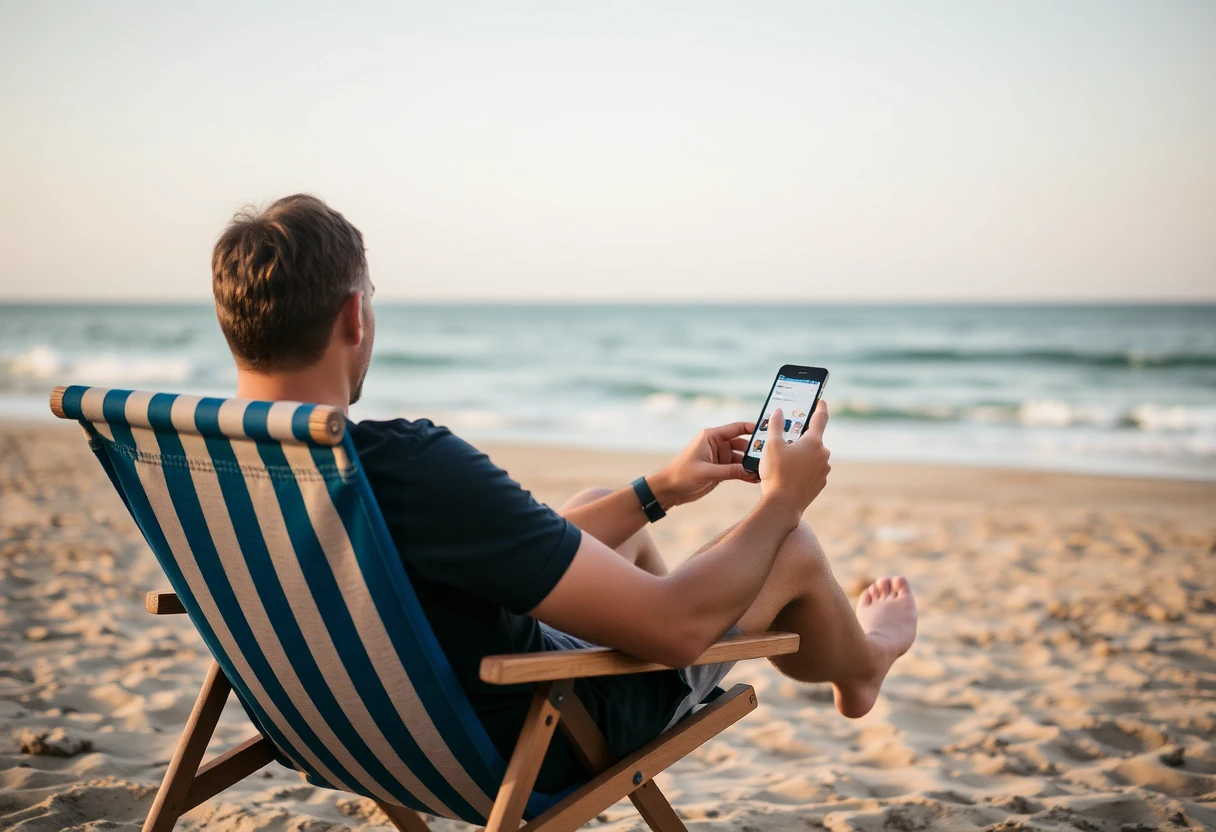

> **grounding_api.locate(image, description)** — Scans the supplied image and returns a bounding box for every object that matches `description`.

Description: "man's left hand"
[648,422,759,509]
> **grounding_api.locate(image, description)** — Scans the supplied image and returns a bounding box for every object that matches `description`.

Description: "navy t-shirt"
[349,419,687,792]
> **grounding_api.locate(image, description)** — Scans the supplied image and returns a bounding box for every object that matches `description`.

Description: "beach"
[1,420,1214,832]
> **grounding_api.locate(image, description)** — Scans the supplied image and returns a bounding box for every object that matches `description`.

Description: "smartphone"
[741,365,829,476]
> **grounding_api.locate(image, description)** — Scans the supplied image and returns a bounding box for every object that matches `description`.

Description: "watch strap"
[631,476,666,523]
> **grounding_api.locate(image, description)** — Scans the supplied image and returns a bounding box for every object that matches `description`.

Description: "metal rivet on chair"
[632,771,643,786]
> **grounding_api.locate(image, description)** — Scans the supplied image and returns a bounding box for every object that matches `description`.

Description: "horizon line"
[2,297,1215,307]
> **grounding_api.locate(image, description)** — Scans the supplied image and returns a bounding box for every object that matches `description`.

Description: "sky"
[0,1,1213,302]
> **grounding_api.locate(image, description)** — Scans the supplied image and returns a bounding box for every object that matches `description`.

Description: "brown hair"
[212,194,367,371]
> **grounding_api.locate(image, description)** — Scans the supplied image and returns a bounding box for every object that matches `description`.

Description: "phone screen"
[745,374,823,462]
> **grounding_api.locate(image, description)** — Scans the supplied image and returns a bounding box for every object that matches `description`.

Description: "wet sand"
[1,422,1214,831]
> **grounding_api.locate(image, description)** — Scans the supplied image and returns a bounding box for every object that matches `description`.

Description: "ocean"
[2,303,1214,480]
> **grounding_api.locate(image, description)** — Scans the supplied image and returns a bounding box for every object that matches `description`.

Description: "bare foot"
[833,576,918,718]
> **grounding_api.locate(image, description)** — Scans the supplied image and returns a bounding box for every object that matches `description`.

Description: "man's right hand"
[758,402,831,514]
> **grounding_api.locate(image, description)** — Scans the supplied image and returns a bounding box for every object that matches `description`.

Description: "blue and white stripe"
[60,385,341,446]
[58,386,569,823]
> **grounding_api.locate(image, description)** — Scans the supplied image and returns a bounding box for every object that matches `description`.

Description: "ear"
[339,291,365,346]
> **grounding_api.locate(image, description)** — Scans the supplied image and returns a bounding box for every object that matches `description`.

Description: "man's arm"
[557,421,756,550]
[556,476,676,550]
[532,490,802,667]
[532,405,831,668]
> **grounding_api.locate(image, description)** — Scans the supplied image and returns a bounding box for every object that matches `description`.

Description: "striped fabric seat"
[55,384,570,824]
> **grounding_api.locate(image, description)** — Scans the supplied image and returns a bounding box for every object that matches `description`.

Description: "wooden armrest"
[146,591,187,615]
[480,631,798,685]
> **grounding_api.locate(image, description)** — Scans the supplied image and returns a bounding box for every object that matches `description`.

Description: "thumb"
[715,462,752,482]
[766,408,784,454]
[805,400,829,440]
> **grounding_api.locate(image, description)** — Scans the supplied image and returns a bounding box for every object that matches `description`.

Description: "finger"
[804,400,829,440]
[764,408,784,455]
[704,421,754,441]
[712,462,754,482]
[730,437,749,453]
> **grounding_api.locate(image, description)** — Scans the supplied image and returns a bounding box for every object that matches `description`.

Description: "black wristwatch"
[631,476,667,523]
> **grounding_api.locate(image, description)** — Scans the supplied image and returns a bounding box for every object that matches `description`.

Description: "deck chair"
[50,384,799,832]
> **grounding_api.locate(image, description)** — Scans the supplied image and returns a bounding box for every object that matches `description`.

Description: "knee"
[560,485,615,512]
[776,521,831,585]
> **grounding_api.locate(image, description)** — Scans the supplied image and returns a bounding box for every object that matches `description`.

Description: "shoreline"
[6,415,1215,491]
[483,441,1216,512]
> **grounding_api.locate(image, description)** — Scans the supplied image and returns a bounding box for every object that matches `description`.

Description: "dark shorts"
[533,623,737,793]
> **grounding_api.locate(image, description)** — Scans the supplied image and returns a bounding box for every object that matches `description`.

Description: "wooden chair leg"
[521,684,756,832]
[484,680,573,832]
[555,697,612,772]
[628,782,687,832]
[375,800,431,832]
[143,662,232,832]
[560,696,687,832]
[182,735,276,812]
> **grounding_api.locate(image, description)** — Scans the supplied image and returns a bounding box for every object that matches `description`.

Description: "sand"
[1,421,1214,831]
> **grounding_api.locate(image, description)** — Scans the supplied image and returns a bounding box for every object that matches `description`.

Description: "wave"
[0,346,197,387]
[855,347,1216,369]
[838,400,1216,432]
[634,391,1216,433]
[565,379,738,400]
[831,403,975,422]
[373,351,463,368]
[582,380,679,398]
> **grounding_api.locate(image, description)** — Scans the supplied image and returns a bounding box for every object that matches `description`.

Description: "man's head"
[212,194,375,405]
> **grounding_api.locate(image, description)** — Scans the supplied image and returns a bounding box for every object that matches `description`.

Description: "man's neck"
[236,367,352,414]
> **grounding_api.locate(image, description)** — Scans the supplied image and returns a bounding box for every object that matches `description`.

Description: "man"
[211,194,917,792]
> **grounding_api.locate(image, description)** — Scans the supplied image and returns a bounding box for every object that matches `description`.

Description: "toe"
[893,576,911,595]
[875,577,893,597]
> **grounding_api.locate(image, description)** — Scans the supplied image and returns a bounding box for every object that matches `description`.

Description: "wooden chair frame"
[141,590,798,832]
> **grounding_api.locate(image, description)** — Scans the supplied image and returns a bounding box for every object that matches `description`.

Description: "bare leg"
[557,487,668,576]
[729,522,917,718]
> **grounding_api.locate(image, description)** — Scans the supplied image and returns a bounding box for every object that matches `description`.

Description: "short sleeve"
[359,422,582,614]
